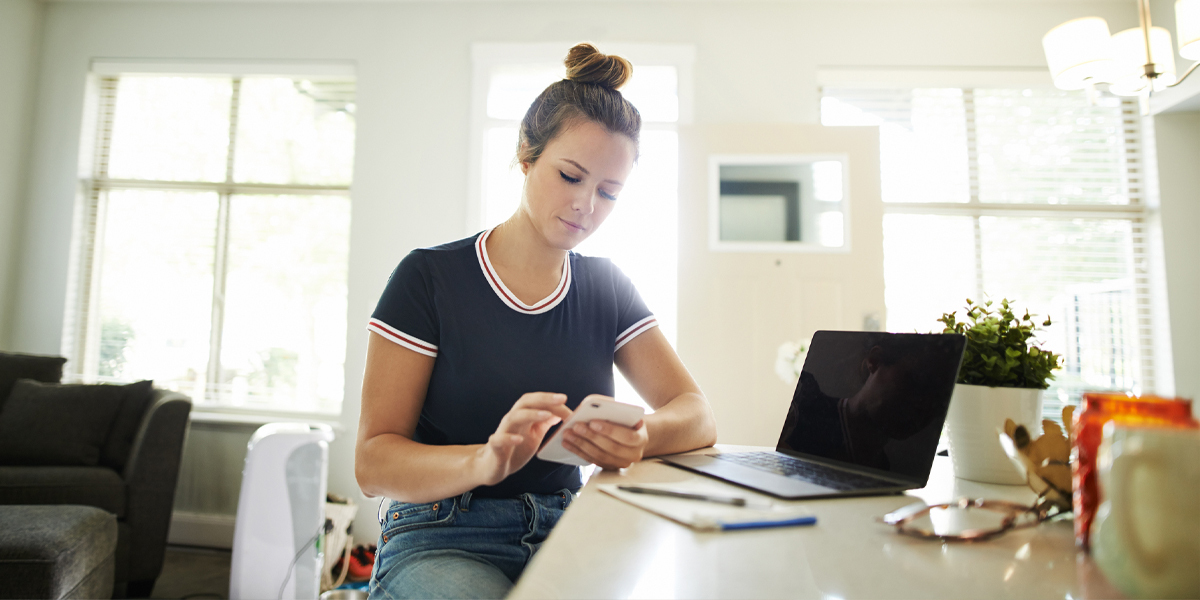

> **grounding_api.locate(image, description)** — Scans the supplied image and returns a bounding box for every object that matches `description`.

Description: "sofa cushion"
[99,380,154,472]
[0,504,118,600]
[0,380,125,466]
[0,352,66,412]
[0,467,126,518]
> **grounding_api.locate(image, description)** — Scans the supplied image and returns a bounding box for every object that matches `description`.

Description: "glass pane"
[233,77,356,186]
[882,214,978,334]
[817,211,844,248]
[487,65,564,120]
[719,194,788,241]
[978,217,1141,417]
[94,189,218,401]
[219,194,351,413]
[107,76,231,182]
[812,161,843,203]
[975,89,1129,205]
[822,89,970,203]
[622,66,678,122]
[483,126,523,227]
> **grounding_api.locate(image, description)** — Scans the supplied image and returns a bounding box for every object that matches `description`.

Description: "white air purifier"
[230,423,335,600]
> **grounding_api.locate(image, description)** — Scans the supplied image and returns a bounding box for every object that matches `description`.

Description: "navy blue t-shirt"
[368,229,658,498]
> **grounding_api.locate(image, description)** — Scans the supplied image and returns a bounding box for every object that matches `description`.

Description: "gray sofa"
[0,353,192,598]
[0,505,118,599]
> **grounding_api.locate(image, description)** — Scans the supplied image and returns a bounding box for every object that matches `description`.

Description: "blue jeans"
[368,489,575,599]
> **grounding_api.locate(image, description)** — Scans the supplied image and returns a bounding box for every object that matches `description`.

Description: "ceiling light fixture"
[1043,0,1199,112]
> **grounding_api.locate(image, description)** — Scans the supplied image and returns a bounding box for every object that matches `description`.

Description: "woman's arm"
[616,326,718,456]
[355,332,572,503]
[561,327,717,467]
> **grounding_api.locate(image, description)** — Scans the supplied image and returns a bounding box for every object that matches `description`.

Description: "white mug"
[1092,424,1200,599]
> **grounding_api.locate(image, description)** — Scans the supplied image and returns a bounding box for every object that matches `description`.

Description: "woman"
[356,43,717,599]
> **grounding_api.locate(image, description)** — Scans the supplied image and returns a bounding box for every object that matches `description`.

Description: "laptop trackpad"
[662,454,836,499]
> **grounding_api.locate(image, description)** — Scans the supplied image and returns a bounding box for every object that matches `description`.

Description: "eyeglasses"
[878,497,1057,542]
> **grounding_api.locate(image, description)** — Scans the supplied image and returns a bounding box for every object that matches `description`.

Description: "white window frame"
[63,60,356,417]
[817,67,1176,403]
[467,42,695,235]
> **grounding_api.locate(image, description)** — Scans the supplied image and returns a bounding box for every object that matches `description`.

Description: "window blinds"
[822,86,1158,420]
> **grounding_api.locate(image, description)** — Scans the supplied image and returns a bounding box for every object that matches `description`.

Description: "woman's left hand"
[561,413,649,470]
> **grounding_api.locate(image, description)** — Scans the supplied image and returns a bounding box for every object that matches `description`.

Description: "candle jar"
[1072,392,1198,550]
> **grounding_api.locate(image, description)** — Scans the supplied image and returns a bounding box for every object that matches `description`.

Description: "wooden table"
[509,446,1124,599]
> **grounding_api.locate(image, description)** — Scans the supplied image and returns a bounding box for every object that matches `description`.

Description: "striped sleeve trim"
[615,316,659,352]
[367,318,438,358]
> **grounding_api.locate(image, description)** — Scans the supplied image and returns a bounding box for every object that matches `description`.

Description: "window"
[822,86,1166,420]
[63,65,355,415]
[471,44,692,408]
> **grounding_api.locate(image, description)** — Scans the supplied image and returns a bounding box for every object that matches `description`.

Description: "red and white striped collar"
[475,228,572,315]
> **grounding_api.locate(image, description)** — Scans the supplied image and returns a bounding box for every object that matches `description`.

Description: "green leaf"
[945,297,1061,387]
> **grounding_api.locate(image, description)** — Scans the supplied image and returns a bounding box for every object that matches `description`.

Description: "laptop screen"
[776,331,966,483]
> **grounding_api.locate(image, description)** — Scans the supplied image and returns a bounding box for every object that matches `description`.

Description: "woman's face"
[519,119,636,250]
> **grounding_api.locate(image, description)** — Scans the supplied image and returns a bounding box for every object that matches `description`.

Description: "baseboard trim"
[168,511,236,549]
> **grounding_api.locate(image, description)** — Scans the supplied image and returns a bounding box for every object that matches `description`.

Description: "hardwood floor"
[150,545,231,599]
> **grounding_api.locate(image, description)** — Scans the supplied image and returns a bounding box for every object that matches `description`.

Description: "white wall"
[9,0,1155,541]
[1154,111,1200,404]
[0,0,44,350]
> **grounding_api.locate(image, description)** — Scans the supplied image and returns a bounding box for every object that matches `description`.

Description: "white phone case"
[536,398,645,466]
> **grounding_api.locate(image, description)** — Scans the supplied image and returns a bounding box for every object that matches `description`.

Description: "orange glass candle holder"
[1072,392,1198,550]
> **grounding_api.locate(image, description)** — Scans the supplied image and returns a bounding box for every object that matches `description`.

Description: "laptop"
[660,330,966,499]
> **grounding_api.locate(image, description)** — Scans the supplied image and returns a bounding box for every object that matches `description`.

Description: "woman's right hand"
[476,392,573,486]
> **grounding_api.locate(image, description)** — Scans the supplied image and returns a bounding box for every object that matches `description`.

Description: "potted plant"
[938,298,1063,484]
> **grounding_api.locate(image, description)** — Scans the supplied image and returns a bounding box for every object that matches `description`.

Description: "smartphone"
[536,396,645,466]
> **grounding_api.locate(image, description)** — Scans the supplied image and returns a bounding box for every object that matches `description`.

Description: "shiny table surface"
[509,445,1124,600]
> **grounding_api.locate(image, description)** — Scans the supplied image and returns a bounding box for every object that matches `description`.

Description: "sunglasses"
[878,497,1059,542]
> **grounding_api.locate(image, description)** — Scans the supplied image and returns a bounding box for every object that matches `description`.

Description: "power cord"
[277,519,334,600]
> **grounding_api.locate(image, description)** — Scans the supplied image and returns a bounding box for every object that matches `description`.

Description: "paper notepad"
[598,481,816,532]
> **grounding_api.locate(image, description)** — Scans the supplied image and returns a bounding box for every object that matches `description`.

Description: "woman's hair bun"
[564,43,632,90]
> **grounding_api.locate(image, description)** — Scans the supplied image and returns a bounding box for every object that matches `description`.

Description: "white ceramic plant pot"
[945,384,1044,485]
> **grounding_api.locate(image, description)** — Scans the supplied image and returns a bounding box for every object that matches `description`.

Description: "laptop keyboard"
[714,452,899,491]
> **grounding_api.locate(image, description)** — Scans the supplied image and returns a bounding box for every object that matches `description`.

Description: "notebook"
[660,330,966,500]
[597,480,816,531]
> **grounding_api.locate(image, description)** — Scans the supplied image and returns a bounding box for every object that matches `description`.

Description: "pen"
[617,485,748,506]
